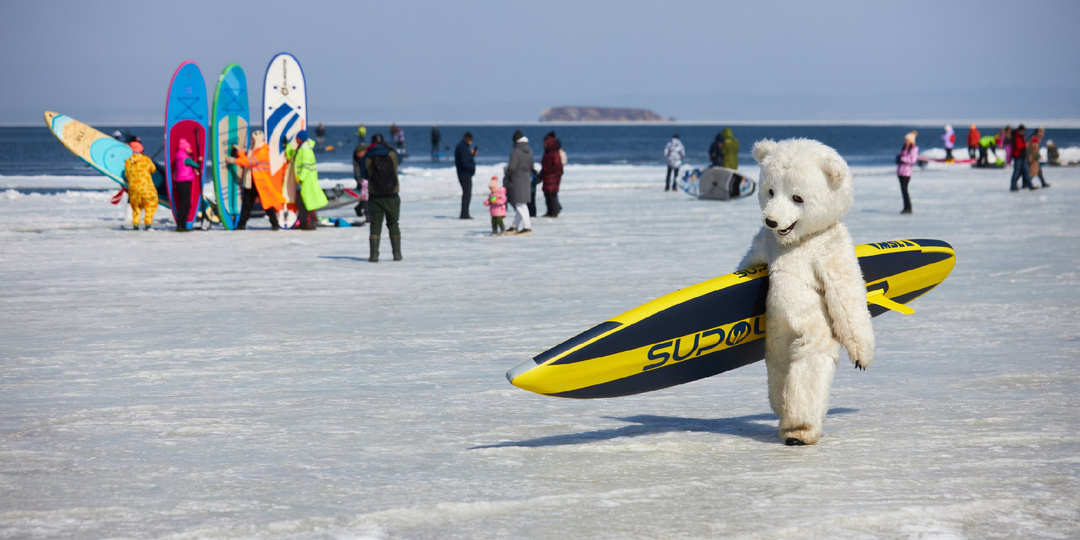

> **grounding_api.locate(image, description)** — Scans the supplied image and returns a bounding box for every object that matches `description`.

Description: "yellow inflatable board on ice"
[507,239,956,399]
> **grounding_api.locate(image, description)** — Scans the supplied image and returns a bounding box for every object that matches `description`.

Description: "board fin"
[866,289,915,315]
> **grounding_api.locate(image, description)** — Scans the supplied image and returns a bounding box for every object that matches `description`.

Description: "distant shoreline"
[9,119,1080,128]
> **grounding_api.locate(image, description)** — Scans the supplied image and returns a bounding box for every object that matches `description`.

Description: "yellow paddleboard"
[508,239,955,399]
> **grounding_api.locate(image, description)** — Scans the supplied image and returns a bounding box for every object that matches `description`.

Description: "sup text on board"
[644,314,766,371]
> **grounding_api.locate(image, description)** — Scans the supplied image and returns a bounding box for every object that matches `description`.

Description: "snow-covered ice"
[1,161,1078,539]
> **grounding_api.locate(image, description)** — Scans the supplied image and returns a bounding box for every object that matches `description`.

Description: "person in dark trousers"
[315,123,327,151]
[364,134,403,261]
[663,134,685,191]
[540,131,563,217]
[967,124,980,160]
[1009,124,1034,191]
[352,142,369,223]
[454,132,477,219]
[896,131,919,214]
[708,133,724,167]
[431,126,442,161]
[1028,127,1050,189]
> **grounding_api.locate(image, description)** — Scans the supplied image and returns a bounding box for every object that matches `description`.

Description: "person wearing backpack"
[363,133,403,261]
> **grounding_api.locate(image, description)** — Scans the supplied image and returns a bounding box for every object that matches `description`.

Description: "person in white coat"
[664,134,685,191]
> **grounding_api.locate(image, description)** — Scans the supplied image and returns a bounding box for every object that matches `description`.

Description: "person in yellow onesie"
[124,140,158,230]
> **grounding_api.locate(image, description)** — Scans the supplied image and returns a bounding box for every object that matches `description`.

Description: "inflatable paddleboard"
[165,61,208,230]
[210,63,248,230]
[263,52,306,229]
[44,111,170,206]
[680,167,755,200]
[508,239,956,399]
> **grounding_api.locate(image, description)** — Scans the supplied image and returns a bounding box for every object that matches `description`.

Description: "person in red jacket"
[966,125,980,160]
[1009,124,1034,191]
[540,132,564,217]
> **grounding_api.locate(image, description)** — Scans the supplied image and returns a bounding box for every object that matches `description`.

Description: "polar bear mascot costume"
[738,138,875,446]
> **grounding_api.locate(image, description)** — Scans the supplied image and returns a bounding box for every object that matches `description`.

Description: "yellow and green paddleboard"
[508,239,956,399]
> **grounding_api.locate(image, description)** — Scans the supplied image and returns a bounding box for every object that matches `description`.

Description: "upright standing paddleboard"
[165,61,208,230]
[210,63,249,230]
[43,111,170,207]
[508,239,956,399]
[263,52,306,229]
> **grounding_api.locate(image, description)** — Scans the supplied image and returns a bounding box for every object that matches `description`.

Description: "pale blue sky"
[3,0,1078,124]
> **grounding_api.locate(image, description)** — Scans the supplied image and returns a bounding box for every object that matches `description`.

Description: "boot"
[369,235,380,263]
[390,235,403,261]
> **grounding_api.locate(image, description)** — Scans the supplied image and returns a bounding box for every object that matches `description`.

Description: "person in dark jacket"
[364,134,403,261]
[720,127,739,169]
[504,130,535,235]
[1009,124,1033,191]
[540,132,564,217]
[454,132,477,219]
[708,133,724,167]
[431,126,441,161]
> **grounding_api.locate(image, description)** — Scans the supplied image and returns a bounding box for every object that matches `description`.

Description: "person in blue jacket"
[454,132,477,219]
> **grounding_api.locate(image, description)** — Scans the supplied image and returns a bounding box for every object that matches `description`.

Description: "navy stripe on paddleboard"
[859,251,953,284]
[910,239,953,250]
[550,278,768,366]
[553,339,767,398]
[533,321,621,364]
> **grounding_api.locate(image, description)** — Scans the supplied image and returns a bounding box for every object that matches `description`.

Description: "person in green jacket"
[720,127,740,169]
[977,135,1000,167]
[285,130,327,230]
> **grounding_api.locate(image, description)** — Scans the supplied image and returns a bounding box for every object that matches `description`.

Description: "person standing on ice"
[351,142,370,224]
[454,132,477,219]
[941,125,956,163]
[364,133,403,261]
[228,129,284,230]
[539,131,563,218]
[966,125,981,160]
[483,176,507,236]
[172,138,201,232]
[286,130,328,230]
[663,134,685,191]
[504,129,535,235]
[1027,127,1050,189]
[1009,124,1034,191]
[720,127,740,169]
[123,139,157,230]
[896,131,919,214]
[1001,126,1013,166]
[708,132,724,167]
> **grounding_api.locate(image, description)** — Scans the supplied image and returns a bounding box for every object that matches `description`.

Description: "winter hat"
[512,129,524,142]
[371,133,386,145]
[295,130,309,142]
[904,131,917,145]
[489,176,500,191]
[178,138,192,152]
[970,124,977,130]
[129,141,144,153]
[944,124,952,132]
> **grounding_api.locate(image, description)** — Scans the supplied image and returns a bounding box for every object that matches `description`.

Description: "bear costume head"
[752,138,853,246]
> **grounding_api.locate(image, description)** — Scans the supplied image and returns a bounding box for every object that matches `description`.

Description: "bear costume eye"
[793,195,804,203]
[768,189,774,197]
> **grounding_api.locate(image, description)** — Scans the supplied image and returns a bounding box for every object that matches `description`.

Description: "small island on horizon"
[539,106,668,123]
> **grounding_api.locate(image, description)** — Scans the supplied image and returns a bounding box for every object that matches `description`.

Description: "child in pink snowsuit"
[483,176,507,235]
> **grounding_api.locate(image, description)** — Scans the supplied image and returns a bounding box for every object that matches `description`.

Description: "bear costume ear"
[820,156,850,187]
[752,139,777,164]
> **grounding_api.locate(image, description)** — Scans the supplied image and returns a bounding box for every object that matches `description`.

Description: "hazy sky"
[4,0,1078,124]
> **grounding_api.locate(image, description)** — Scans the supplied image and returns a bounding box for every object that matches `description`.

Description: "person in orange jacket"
[227,130,286,230]
[966,124,980,160]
